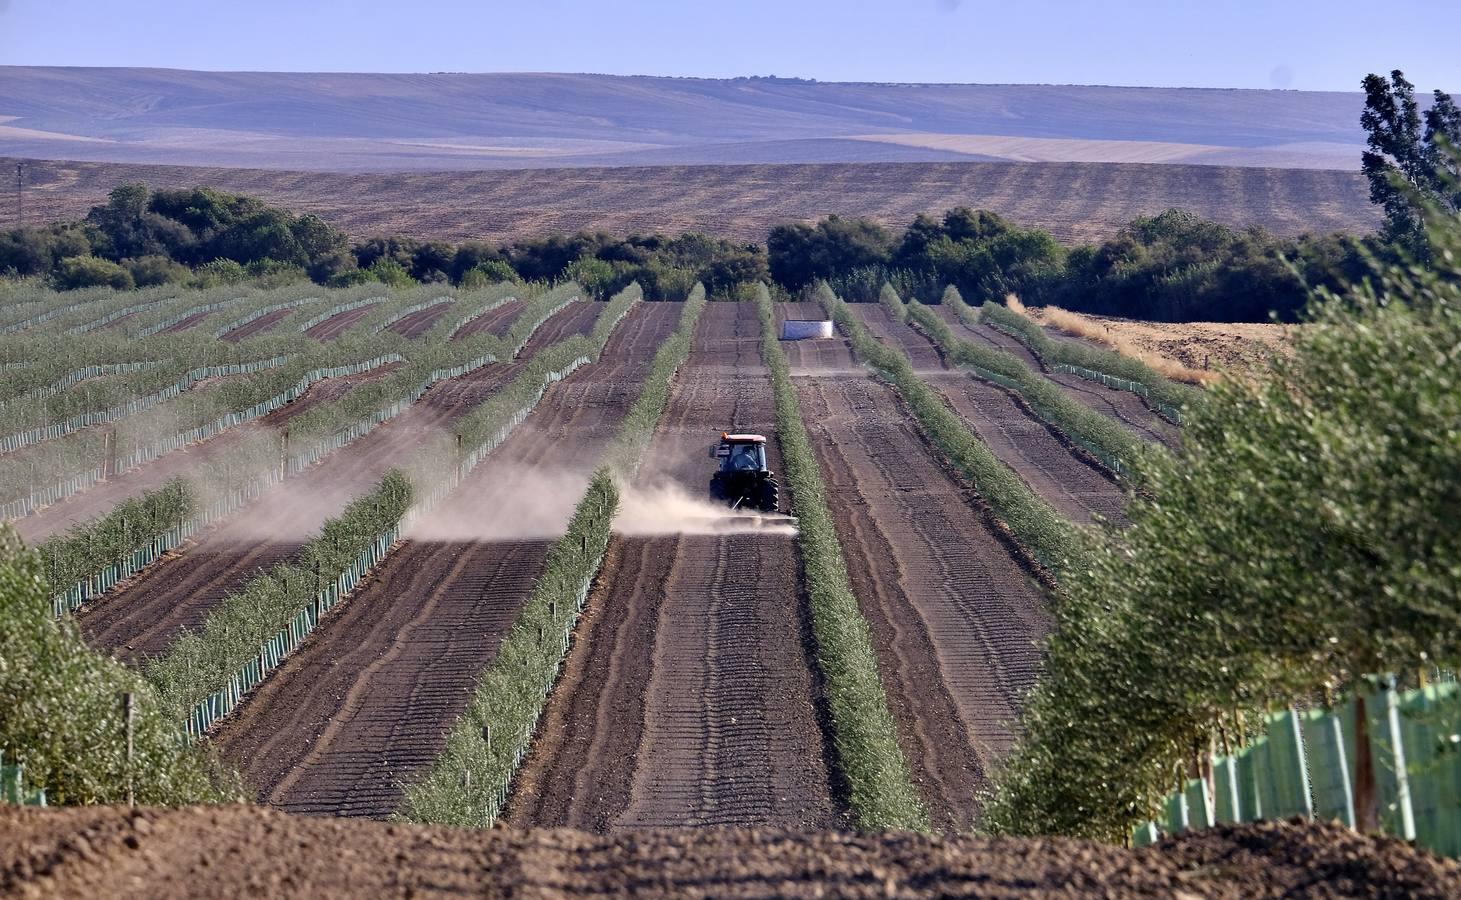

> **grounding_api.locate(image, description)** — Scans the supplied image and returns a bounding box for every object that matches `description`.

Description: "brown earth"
[4,805,1456,899]
[303,303,378,341]
[451,299,525,341]
[154,310,215,336]
[850,304,1128,526]
[74,301,600,664]
[783,311,1052,831]
[384,300,455,338]
[507,302,843,832]
[220,307,294,342]
[209,301,676,819]
[1030,306,1298,379]
[2,156,1378,247]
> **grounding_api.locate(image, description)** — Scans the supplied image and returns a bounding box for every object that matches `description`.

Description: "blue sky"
[0,0,1454,93]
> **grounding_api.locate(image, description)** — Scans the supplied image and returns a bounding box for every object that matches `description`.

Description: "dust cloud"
[405,464,797,544]
[616,480,798,537]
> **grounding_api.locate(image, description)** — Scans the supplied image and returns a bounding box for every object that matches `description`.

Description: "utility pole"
[14,162,22,228]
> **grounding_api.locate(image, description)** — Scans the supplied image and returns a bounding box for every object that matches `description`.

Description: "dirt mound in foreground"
[3,806,1454,898]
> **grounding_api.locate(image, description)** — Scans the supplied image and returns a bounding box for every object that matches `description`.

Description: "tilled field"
[385,300,455,338]
[303,304,379,341]
[74,301,604,664]
[210,301,680,818]
[934,304,1181,448]
[8,806,1456,899]
[851,304,1128,525]
[787,309,1052,831]
[220,307,293,342]
[451,299,525,341]
[507,302,843,832]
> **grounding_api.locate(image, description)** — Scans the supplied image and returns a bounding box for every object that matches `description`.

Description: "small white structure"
[781,319,834,340]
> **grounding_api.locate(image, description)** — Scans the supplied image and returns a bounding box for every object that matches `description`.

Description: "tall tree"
[1361,70,1459,258]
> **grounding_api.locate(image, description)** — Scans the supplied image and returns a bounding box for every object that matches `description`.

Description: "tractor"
[708,432,780,514]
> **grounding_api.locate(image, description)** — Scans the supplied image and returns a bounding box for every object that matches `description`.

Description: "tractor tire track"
[507,302,841,832]
[385,301,455,338]
[305,304,379,341]
[450,299,524,341]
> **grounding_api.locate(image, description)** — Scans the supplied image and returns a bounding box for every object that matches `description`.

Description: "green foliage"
[817,284,1085,575]
[985,211,1461,843]
[459,260,520,289]
[979,299,1197,416]
[125,255,191,287]
[36,480,194,594]
[767,215,896,289]
[192,258,247,286]
[906,297,1152,481]
[368,257,415,288]
[755,285,929,831]
[0,527,235,805]
[145,471,413,719]
[1361,70,1460,257]
[54,256,134,291]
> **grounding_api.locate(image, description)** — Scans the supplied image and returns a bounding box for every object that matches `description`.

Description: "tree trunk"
[1354,693,1379,832]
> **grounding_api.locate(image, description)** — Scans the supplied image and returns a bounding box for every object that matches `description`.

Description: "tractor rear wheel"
[758,478,779,513]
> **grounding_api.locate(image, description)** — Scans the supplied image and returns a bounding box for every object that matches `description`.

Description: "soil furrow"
[155,310,214,335]
[221,307,293,342]
[386,301,455,338]
[210,301,682,819]
[450,299,524,341]
[305,303,378,341]
[794,362,1050,831]
[849,304,1128,525]
[506,302,841,832]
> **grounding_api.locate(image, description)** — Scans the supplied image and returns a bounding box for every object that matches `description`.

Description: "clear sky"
[0,0,1454,93]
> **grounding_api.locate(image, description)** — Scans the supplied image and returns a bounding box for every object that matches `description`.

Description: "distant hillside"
[0,156,1379,246]
[0,67,1367,172]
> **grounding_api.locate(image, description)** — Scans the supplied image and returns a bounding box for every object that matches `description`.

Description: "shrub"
[985,210,1461,842]
[0,526,235,805]
[53,255,133,291]
[192,258,248,286]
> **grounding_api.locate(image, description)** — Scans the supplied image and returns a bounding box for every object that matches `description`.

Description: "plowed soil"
[935,305,1180,448]
[507,302,842,832]
[209,302,679,819]
[451,299,524,341]
[850,304,1128,526]
[12,364,398,545]
[74,302,599,664]
[384,301,454,338]
[220,308,293,342]
[793,338,1051,831]
[515,300,601,356]
[303,304,378,341]
[154,310,215,335]
[6,806,1455,899]
[773,302,862,375]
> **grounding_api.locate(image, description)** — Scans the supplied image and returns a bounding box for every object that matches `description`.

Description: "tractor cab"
[708,433,780,513]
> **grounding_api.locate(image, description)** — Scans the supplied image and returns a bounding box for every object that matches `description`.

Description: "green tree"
[1361,70,1460,257]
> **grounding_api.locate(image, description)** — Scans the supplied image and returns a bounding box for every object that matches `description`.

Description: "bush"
[985,211,1461,842]
[368,257,415,288]
[125,255,191,287]
[0,526,235,805]
[326,268,376,288]
[192,258,248,286]
[53,255,133,291]
[459,259,520,289]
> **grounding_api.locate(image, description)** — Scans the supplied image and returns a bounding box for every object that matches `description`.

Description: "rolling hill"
[0,67,1368,172]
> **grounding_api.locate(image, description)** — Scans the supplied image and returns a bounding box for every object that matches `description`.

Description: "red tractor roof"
[722,433,766,443]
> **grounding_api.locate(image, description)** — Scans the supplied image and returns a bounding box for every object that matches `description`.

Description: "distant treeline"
[0,181,1386,322]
